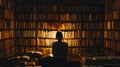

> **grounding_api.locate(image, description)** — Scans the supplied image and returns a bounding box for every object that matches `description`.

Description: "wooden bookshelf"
[2,0,119,57]
[0,0,15,57]
[13,0,105,56]
[104,0,120,55]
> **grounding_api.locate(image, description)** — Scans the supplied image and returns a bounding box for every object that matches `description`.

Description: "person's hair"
[56,31,63,40]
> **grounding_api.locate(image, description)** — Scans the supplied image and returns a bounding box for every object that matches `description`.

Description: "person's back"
[52,41,68,59]
[52,31,68,60]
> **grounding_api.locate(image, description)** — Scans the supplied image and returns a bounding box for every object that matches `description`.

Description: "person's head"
[56,31,63,41]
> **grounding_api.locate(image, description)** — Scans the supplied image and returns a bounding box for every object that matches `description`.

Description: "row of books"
[105,10,120,21]
[104,31,120,40]
[16,30,36,37]
[0,30,107,40]
[104,40,120,52]
[104,21,120,29]
[16,5,36,12]
[0,19,14,29]
[82,31,101,38]
[4,30,14,38]
[25,39,36,46]
[5,46,15,57]
[5,20,14,29]
[37,38,80,47]
[37,30,56,38]
[16,4,104,13]
[113,10,120,20]
[81,39,101,46]
[15,38,102,49]
[5,39,14,48]
[15,38,80,47]
[0,30,14,39]
[15,30,80,38]
[37,22,81,30]
[15,13,104,21]
[60,14,76,21]
[38,30,80,38]
[104,21,114,29]
[15,21,104,30]
[16,21,36,29]
[61,6,104,13]
[0,6,13,19]
[105,12,112,21]
[16,21,81,29]
[15,30,103,39]
[5,9,14,19]
[0,0,6,7]
[0,0,12,8]
[82,22,103,30]
[16,13,36,21]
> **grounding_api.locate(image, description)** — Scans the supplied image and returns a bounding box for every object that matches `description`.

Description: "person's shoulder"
[52,42,58,45]
[62,42,68,45]
[53,42,58,44]
[62,42,68,44]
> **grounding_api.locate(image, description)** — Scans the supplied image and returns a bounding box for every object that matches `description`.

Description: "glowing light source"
[49,53,53,57]
[93,57,96,61]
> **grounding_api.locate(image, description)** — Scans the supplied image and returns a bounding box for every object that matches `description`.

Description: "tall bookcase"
[104,0,120,56]
[14,1,81,55]
[0,0,15,57]
[0,0,119,57]
[14,0,105,56]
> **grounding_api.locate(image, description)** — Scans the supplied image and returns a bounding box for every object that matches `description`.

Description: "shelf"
[3,0,120,57]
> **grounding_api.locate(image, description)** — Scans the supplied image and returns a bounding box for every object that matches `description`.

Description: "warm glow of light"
[107,21,111,29]
[93,57,96,61]
[49,53,53,57]
[51,31,57,38]
[53,23,61,29]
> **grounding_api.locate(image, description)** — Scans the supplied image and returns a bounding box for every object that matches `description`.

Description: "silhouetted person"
[41,31,81,67]
[52,31,68,60]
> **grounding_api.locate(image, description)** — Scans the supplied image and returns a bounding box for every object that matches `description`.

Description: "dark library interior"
[0,0,120,67]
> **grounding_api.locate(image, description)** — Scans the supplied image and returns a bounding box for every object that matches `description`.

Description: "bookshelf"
[104,0,120,55]
[14,0,105,56]
[2,0,117,57]
[0,0,15,57]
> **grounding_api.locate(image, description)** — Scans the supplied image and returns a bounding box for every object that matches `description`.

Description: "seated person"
[52,31,68,60]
